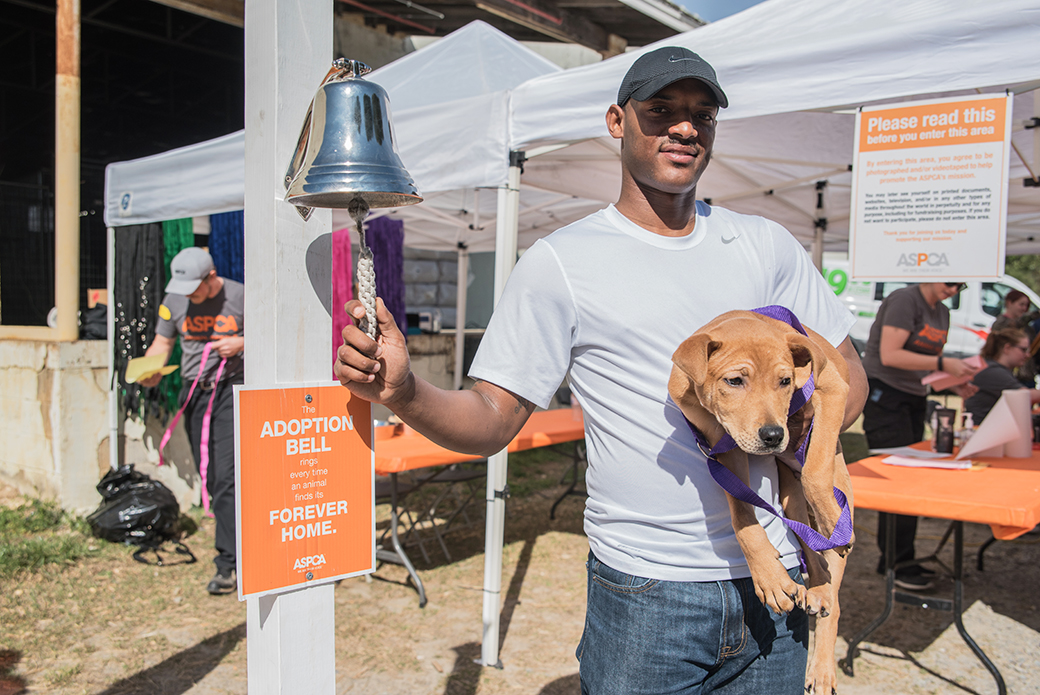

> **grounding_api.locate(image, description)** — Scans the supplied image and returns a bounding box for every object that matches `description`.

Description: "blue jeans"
[577,551,808,694]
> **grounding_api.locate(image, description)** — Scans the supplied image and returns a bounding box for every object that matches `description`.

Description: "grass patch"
[0,499,99,577]
[45,663,82,686]
[839,431,871,463]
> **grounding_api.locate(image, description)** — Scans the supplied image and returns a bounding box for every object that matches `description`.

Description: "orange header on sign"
[236,383,374,599]
[858,97,1007,152]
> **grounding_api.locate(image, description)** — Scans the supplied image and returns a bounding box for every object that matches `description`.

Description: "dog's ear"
[787,333,828,388]
[672,333,722,385]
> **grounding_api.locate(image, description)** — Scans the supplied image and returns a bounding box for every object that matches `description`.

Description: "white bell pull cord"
[349,198,377,340]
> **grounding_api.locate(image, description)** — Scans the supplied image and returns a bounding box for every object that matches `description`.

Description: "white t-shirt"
[469,202,856,582]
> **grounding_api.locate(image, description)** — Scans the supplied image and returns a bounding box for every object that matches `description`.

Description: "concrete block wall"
[0,339,199,513]
[121,413,199,513]
[0,340,109,512]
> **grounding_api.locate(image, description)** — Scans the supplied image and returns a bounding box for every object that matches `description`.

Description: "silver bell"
[285,59,422,219]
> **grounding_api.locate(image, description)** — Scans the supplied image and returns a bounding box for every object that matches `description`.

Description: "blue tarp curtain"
[209,211,244,283]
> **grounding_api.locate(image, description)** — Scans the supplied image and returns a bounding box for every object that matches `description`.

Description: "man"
[336,47,868,693]
[140,247,245,595]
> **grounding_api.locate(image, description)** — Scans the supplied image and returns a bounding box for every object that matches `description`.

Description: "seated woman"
[963,328,1040,423]
[992,290,1036,387]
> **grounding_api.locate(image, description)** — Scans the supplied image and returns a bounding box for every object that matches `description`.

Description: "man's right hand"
[335,297,414,407]
[137,372,163,389]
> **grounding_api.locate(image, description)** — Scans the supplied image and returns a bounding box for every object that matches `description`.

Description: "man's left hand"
[212,336,244,358]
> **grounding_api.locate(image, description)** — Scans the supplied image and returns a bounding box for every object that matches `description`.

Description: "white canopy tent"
[104,20,603,237]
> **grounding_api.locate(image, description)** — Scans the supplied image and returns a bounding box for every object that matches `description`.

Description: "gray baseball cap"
[165,247,215,295]
[617,46,728,109]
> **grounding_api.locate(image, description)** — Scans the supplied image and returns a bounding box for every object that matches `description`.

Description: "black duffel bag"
[86,464,195,565]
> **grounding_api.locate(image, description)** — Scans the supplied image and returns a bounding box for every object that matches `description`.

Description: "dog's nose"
[758,425,785,448]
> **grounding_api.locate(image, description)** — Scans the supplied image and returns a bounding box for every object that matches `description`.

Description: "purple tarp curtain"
[331,217,406,378]
[367,216,407,338]
[332,228,354,378]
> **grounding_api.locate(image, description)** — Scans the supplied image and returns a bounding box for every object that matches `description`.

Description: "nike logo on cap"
[669,56,696,62]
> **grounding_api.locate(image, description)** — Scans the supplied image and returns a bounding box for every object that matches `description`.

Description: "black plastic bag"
[86,464,196,565]
[79,304,107,340]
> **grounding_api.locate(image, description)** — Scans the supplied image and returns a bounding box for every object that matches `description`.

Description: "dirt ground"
[2,445,1040,695]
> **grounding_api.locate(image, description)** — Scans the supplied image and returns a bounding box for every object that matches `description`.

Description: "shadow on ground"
[539,674,581,694]
[0,650,27,695]
[379,455,586,581]
[439,533,541,695]
[95,623,245,695]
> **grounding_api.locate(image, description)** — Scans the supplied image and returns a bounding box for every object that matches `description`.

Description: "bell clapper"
[349,198,377,340]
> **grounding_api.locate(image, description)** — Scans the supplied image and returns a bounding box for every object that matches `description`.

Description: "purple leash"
[685,305,853,553]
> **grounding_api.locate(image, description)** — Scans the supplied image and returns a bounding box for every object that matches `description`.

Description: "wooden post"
[55,0,80,341]
[243,0,335,692]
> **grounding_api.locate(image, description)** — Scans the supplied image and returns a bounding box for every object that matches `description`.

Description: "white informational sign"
[849,94,1013,281]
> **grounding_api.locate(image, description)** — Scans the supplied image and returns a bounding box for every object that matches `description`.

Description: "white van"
[820,255,1040,358]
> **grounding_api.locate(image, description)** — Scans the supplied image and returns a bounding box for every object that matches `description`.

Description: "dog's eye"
[725,377,743,387]
[780,377,792,387]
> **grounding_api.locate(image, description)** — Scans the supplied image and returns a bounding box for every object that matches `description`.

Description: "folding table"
[373,407,586,607]
[840,447,1040,695]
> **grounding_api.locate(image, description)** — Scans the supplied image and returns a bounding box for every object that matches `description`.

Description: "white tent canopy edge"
[509,0,1040,254]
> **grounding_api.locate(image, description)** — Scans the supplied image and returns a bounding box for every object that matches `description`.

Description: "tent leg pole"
[812,180,827,271]
[480,449,507,669]
[479,159,522,669]
[107,226,119,470]
[453,243,469,390]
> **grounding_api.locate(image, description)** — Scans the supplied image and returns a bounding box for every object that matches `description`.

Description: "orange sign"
[234,382,374,599]
[858,97,1007,152]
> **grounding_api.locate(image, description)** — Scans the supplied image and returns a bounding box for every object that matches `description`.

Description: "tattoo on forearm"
[514,396,530,414]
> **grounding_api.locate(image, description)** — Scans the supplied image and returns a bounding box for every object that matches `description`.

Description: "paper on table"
[125,354,179,384]
[921,354,986,391]
[868,446,953,459]
[955,389,1032,459]
[1001,388,1032,457]
[882,455,973,469]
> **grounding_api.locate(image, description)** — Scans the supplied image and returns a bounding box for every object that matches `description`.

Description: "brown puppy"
[668,310,854,695]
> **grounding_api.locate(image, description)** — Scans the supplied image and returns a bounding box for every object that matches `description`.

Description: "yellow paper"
[125,355,179,383]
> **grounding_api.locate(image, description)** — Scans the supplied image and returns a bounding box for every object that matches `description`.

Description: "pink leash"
[158,342,227,513]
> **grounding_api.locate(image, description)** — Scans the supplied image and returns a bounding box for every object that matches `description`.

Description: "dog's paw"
[803,585,832,617]
[751,563,806,614]
[805,666,838,695]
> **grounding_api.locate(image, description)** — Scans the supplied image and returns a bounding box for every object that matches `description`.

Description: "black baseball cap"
[617,46,728,109]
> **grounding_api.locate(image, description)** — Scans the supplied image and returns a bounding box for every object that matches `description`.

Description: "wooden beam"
[556,0,623,7]
[475,0,608,51]
[147,0,244,28]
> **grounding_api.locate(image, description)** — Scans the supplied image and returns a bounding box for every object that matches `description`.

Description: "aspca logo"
[897,252,949,267]
[293,554,326,570]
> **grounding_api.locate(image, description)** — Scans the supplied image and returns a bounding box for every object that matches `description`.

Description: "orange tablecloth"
[848,449,1040,540]
[374,407,585,475]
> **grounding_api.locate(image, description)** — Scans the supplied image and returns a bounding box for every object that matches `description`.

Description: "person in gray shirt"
[140,247,244,595]
[964,328,1040,423]
[861,282,978,590]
